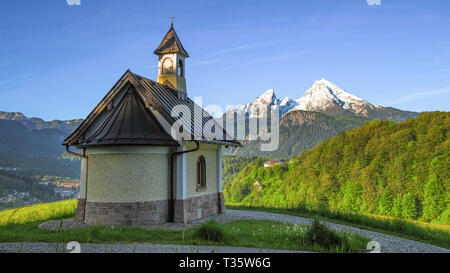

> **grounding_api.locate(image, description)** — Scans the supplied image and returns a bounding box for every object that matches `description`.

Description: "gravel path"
[0,242,306,253]
[221,210,449,253]
[3,209,448,253]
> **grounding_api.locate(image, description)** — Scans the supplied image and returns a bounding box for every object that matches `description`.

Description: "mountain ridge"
[0,111,83,133]
[226,79,418,122]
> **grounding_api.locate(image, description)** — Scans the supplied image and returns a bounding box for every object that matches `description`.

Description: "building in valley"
[63,23,240,226]
[263,159,285,168]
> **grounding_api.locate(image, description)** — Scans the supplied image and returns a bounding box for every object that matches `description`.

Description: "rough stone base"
[174,192,225,223]
[84,200,169,226]
[75,198,86,221]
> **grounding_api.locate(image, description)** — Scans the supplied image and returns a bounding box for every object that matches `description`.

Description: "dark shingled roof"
[132,72,239,146]
[81,85,179,147]
[153,25,189,57]
[64,70,241,148]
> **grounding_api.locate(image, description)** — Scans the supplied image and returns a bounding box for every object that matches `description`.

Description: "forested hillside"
[222,156,257,185]
[224,112,449,224]
[227,110,368,158]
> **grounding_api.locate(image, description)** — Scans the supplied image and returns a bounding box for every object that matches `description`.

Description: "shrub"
[194,219,228,242]
[305,220,345,250]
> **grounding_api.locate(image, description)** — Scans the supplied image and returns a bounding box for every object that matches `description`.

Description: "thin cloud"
[146,42,279,69]
[203,42,279,59]
[385,88,450,105]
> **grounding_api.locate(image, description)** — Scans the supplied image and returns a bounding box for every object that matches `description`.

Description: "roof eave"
[153,50,190,58]
[186,139,242,147]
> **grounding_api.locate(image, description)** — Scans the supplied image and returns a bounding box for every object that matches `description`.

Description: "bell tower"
[154,20,189,97]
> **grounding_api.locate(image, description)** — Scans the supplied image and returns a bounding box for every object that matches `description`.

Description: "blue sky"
[0,0,449,120]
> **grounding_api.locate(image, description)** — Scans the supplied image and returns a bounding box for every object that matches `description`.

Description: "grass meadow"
[226,203,450,249]
[0,199,370,253]
[1,199,448,251]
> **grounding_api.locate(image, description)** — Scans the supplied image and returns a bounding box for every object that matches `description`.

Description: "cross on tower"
[170,16,175,26]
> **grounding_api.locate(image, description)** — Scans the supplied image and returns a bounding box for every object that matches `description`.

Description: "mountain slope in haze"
[0,111,82,133]
[224,111,449,223]
[0,119,80,178]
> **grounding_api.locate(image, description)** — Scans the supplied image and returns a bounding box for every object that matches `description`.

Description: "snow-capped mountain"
[226,89,297,118]
[226,78,418,121]
[280,96,298,114]
[290,78,380,116]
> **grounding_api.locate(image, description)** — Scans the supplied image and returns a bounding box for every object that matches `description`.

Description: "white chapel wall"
[86,146,170,202]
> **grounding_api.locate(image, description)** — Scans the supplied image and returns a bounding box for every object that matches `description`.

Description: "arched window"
[162,57,174,74]
[178,59,184,77]
[196,155,206,190]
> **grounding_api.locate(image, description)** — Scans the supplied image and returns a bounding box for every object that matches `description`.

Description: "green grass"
[0,199,77,225]
[226,204,450,250]
[0,220,369,253]
[0,199,77,226]
[0,200,370,253]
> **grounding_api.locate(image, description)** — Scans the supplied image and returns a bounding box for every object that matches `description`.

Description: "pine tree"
[378,188,393,216]
[422,160,446,222]
[402,192,417,220]
[339,180,362,212]
[391,193,403,218]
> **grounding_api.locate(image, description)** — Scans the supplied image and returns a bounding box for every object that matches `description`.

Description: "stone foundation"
[84,200,169,226]
[77,192,224,226]
[75,198,86,221]
[174,192,225,223]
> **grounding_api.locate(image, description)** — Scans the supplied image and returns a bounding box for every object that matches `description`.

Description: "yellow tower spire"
[154,21,189,96]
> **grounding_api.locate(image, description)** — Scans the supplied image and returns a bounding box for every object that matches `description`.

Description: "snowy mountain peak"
[280,97,298,114]
[225,89,299,118]
[290,79,374,115]
[313,79,366,103]
[280,97,291,106]
[254,89,278,105]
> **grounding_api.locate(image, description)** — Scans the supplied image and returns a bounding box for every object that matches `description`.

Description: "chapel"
[64,22,240,226]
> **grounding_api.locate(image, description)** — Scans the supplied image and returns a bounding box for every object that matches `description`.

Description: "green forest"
[222,156,257,185]
[224,112,449,224]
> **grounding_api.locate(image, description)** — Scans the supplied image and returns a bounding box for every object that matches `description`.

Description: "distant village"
[0,175,79,207]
